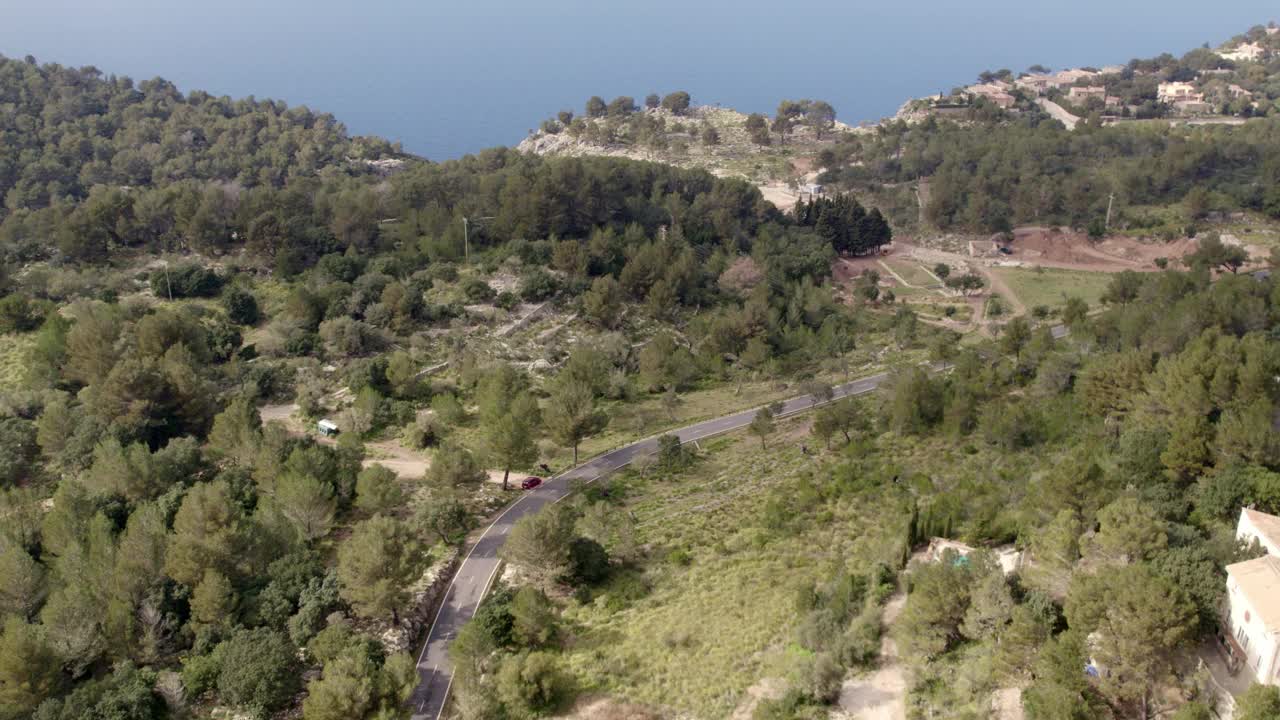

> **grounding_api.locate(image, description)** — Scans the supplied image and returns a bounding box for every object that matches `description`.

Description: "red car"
[520,476,543,490]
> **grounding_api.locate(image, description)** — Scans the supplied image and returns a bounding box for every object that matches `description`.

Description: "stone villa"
[1223,508,1280,685]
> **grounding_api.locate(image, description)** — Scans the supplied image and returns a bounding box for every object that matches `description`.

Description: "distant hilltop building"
[965,82,1016,108]
[1218,41,1266,63]
[1014,68,1100,94]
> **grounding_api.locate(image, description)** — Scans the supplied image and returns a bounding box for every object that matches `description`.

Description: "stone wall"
[382,548,460,654]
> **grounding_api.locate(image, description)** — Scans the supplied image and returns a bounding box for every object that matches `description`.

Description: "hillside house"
[966,83,1016,108]
[1227,84,1254,99]
[1222,508,1280,684]
[1219,42,1265,63]
[1158,82,1203,103]
[1067,86,1107,103]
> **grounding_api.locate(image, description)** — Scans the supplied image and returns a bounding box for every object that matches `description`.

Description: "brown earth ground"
[552,696,663,720]
[996,226,1200,271]
[834,592,907,720]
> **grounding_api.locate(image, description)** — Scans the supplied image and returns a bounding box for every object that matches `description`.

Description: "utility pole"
[461,216,495,264]
[1105,192,1115,230]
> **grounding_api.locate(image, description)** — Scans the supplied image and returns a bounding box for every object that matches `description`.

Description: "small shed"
[317,419,339,437]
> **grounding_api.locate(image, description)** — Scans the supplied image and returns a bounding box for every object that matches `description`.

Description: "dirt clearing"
[996,226,1198,271]
[992,687,1025,720]
[259,403,433,480]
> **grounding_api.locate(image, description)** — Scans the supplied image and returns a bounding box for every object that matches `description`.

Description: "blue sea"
[2,0,1275,159]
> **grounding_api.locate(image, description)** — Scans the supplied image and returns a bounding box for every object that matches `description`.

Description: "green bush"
[0,294,50,332]
[496,651,568,717]
[430,393,466,425]
[222,286,260,325]
[150,263,222,298]
[212,627,300,713]
[567,537,611,585]
[519,267,559,302]
[180,651,222,699]
[496,291,520,310]
[33,663,163,720]
[462,279,495,303]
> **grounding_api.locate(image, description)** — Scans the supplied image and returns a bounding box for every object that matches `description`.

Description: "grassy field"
[0,333,34,390]
[560,421,909,718]
[881,259,941,288]
[908,299,973,324]
[994,266,1114,311]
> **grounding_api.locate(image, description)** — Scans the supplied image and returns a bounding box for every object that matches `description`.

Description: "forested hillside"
[0,54,400,209]
[0,52,900,720]
[822,116,1280,234]
[5,33,1280,720]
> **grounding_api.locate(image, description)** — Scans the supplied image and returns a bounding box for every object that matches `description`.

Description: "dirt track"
[977,265,1027,317]
[835,592,907,720]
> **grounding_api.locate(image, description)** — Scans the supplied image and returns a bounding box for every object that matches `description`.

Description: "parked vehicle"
[521,476,543,490]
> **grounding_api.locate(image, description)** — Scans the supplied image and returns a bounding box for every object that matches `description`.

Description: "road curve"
[408,326,1068,719]
[1036,98,1080,130]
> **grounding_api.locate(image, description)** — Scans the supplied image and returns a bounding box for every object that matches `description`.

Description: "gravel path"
[835,592,907,720]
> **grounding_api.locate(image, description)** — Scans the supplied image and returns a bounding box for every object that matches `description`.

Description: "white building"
[1223,509,1280,684]
[1158,82,1203,103]
[1239,508,1280,556]
[1219,42,1265,63]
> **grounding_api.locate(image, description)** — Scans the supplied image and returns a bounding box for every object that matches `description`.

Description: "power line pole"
[1105,192,1115,230]
[461,216,495,264]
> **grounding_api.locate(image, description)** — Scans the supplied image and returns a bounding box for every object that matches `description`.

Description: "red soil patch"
[1000,227,1198,271]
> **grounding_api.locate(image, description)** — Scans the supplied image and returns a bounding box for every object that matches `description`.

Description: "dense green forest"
[0,53,400,209]
[822,115,1280,234]
[0,54,897,720]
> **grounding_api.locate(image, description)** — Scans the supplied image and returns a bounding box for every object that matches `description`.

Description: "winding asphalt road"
[408,326,1068,719]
